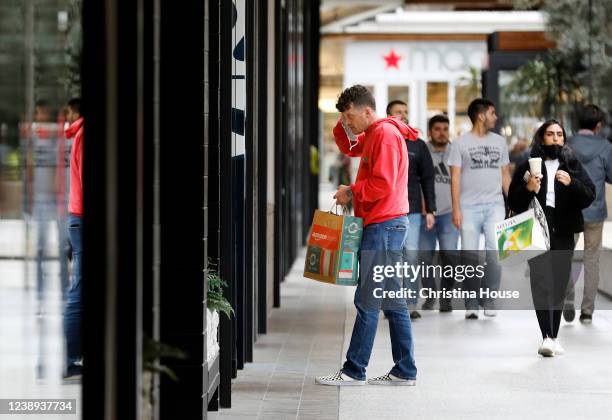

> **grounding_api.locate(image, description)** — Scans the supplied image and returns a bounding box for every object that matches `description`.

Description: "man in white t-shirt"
[448,98,511,319]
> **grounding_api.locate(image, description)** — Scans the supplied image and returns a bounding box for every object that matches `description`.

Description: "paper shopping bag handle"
[329,204,349,216]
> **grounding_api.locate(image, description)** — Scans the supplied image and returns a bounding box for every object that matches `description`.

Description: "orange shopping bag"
[303,207,363,286]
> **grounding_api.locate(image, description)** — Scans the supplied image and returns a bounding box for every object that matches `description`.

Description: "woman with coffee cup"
[508,119,595,357]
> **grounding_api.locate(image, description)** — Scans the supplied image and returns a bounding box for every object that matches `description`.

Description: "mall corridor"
[212,187,612,420]
[214,255,612,420]
[210,251,612,420]
[3,1,612,418]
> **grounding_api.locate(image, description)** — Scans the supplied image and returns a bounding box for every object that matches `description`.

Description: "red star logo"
[383,49,401,69]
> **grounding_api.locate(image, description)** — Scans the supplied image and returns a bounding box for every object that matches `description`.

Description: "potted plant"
[206,266,233,364]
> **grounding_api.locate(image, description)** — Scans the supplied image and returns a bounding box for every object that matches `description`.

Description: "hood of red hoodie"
[367,117,419,141]
[65,117,84,139]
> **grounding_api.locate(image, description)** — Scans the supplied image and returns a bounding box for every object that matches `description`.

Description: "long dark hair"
[530,119,577,167]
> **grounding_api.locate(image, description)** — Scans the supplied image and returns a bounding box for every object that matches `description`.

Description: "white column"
[374,83,388,116]
[409,79,418,128]
[448,79,456,138]
[418,80,428,136]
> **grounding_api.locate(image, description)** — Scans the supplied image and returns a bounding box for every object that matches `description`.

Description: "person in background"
[419,115,459,312]
[448,98,511,320]
[508,120,594,356]
[386,100,436,319]
[30,99,57,308]
[316,85,420,386]
[63,98,84,381]
[564,104,612,324]
[509,138,531,174]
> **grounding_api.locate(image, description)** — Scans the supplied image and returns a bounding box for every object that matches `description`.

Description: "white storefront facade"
[344,40,487,135]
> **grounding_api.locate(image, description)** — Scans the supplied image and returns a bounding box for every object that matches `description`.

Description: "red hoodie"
[65,117,84,216]
[333,117,418,226]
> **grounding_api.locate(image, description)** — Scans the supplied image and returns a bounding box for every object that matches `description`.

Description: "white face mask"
[341,119,359,150]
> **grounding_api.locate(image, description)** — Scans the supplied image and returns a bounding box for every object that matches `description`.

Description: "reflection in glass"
[0,1,82,414]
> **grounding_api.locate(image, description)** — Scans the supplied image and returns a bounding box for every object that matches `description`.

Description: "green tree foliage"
[511,0,612,124]
[64,0,82,98]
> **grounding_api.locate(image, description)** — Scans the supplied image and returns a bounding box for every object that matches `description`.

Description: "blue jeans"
[403,213,422,308]
[460,202,505,310]
[342,215,417,381]
[57,217,70,301]
[420,212,459,252]
[64,214,82,374]
[419,212,460,298]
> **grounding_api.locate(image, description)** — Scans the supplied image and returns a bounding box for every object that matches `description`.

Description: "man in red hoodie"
[316,85,419,386]
[63,98,84,381]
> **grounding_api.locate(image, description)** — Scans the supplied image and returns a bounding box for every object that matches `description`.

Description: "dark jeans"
[57,217,70,300]
[342,215,417,381]
[64,214,82,374]
[528,206,574,339]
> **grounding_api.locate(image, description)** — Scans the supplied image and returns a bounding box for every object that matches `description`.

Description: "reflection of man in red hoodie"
[316,85,420,387]
[63,98,84,380]
[65,101,84,217]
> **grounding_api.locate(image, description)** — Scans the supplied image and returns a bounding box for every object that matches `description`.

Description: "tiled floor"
[214,185,612,420]
[213,252,612,420]
[215,252,349,420]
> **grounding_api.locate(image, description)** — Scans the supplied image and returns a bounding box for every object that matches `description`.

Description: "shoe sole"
[563,310,575,322]
[538,349,554,357]
[315,379,365,386]
[484,312,497,317]
[368,380,416,386]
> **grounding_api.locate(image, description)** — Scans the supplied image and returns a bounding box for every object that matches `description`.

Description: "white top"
[544,159,560,208]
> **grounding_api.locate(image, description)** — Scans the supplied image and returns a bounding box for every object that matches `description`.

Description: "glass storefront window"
[388,85,409,106]
[498,70,542,143]
[455,77,480,137]
[426,81,448,117]
[0,1,82,413]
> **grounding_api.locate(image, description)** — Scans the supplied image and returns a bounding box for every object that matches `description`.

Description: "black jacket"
[406,138,436,214]
[508,151,595,235]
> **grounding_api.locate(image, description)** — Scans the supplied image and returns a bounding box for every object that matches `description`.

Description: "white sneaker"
[552,339,565,355]
[538,338,555,357]
[484,309,497,317]
[367,373,416,386]
[315,370,365,386]
[465,309,479,319]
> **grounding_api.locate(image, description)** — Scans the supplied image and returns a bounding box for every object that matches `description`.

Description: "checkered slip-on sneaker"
[367,373,416,386]
[315,370,365,386]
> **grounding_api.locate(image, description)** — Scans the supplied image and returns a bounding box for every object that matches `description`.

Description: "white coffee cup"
[528,157,542,177]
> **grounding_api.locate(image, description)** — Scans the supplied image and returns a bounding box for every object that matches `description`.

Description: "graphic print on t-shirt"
[467,145,502,169]
[434,161,450,184]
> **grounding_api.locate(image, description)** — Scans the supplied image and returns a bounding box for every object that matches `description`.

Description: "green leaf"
[206,266,234,318]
